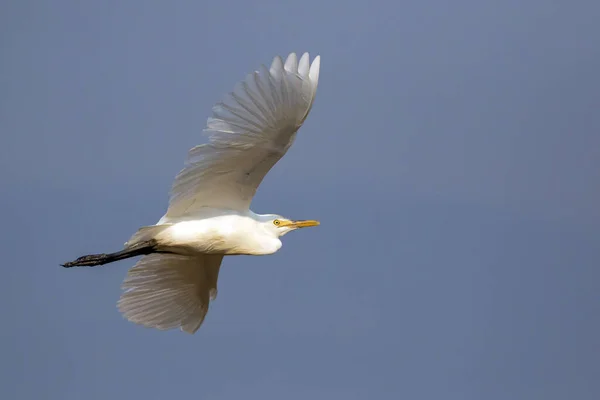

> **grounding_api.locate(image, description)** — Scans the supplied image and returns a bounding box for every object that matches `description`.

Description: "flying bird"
[63,52,321,334]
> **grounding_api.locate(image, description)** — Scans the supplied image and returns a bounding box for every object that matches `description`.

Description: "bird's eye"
[273,219,281,226]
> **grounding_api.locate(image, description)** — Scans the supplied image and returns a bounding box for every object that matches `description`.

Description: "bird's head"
[260,214,320,237]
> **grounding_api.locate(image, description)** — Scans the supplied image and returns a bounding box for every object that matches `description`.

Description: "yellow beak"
[281,219,320,229]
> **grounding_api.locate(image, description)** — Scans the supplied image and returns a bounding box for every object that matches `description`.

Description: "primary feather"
[162,52,321,220]
[118,253,223,334]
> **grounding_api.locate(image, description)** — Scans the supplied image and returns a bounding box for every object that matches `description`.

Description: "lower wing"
[117,253,223,334]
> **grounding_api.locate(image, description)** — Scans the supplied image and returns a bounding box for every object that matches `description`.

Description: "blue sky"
[2,1,599,399]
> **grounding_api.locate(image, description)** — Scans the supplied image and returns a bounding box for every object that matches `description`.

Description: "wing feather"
[117,253,223,334]
[163,52,320,220]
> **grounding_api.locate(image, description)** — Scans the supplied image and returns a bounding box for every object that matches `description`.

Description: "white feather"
[162,52,321,221]
[117,253,223,334]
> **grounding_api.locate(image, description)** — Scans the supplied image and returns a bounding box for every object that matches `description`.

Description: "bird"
[62,52,321,334]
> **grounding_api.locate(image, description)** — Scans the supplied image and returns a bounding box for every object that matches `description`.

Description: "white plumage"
[162,51,320,218]
[119,254,223,334]
[64,52,321,334]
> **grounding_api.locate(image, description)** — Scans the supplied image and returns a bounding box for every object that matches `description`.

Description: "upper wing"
[162,52,320,220]
[117,253,224,334]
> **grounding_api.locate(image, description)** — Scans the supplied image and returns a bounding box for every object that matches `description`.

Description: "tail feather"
[125,225,170,247]
[62,241,158,268]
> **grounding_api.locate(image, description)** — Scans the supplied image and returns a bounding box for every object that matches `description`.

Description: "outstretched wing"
[162,52,321,221]
[117,253,223,334]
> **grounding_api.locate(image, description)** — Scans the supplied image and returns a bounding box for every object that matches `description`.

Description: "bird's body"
[63,52,321,334]
[133,211,286,256]
[157,214,278,256]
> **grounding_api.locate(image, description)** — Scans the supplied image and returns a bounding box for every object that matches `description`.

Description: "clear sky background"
[2,1,599,399]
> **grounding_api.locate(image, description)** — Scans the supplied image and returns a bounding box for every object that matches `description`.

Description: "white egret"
[63,52,321,334]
